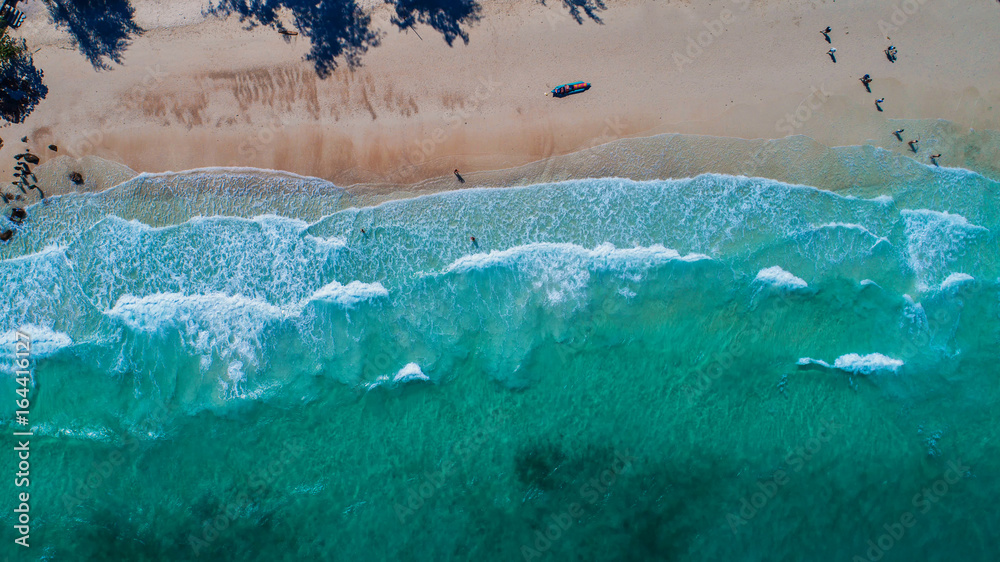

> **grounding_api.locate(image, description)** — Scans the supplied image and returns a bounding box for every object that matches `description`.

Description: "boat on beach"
[551,81,591,98]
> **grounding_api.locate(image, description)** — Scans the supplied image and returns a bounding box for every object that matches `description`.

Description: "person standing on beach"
[821,27,832,43]
[893,129,905,140]
[908,139,919,152]
[860,74,873,92]
[827,48,837,62]
[875,98,885,111]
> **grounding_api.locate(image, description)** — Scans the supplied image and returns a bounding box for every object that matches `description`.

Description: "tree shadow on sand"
[208,0,382,79]
[386,0,481,46]
[0,37,48,123]
[539,0,607,24]
[43,0,144,70]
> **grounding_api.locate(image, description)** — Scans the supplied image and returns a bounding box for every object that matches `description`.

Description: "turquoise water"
[1,166,998,561]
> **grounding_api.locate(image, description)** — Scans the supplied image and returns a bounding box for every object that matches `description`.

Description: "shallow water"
[1,161,998,560]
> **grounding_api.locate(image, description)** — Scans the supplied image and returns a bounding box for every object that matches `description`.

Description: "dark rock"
[69,171,84,185]
[23,154,40,165]
[0,230,13,242]
[10,208,27,223]
[48,144,58,151]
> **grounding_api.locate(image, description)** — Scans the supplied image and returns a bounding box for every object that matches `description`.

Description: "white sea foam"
[443,242,709,274]
[310,281,389,308]
[814,222,886,238]
[304,234,348,251]
[365,362,431,390]
[798,353,903,375]
[0,243,69,265]
[902,209,988,290]
[32,423,114,442]
[108,292,287,333]
[227,361,246,383]
[137,167,334,184]
[0,325,74,372]
[105,281,387,368]
[107,281,387,330]
[443,242,709,305]
[73,214,354,310]
[754,266,808,290]
[833,353,903,374]
[107,292,285,373]
[811,222,892,250]
[796,357,831,368]
[393,363,430,384]
[183,214,312,231]
[939,273,974,291]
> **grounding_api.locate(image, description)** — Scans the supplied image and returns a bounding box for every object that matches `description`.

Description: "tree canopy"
[0,32,48,124]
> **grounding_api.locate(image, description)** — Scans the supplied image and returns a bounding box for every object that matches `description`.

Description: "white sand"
[2,0,999,192]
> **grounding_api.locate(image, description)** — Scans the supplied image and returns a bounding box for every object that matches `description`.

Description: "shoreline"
[27,122,1000,207]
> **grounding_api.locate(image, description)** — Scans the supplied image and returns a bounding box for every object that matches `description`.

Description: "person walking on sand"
[893,129,905,140]
[454,169,465,183]
[875,98,885,111]
[860,74,873,92]
[821,27,832,43]
[908,139,919,152]
[930,153,941,165]
[827,48,837,62]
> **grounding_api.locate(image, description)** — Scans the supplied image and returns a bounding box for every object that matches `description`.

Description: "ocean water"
[1,164,998,561]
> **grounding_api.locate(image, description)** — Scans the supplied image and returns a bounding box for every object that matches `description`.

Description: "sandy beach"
[2,0,1000,193]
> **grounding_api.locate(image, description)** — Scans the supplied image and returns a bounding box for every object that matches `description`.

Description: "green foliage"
[0,30,26,64]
